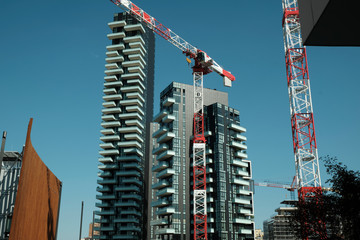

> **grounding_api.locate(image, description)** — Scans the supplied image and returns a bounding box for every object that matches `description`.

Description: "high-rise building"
[203,102,254,239]
[263,200,297,240]
[0,151,22,240]
[95,12,155,240]
[150,82,254,240]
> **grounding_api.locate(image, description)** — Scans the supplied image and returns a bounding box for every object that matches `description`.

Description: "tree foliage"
[290,156,360,240]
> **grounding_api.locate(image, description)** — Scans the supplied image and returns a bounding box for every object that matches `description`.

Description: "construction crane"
[282,0,326,239]
[110,1,235,239]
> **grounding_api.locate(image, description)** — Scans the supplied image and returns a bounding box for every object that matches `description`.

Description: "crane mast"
[111,1,235,239]
[282,0,322,198]
[281,3,328,239]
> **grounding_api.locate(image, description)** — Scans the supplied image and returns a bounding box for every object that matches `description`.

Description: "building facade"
[150,82,254,240]
[263,200,297,240]
[95,12,155,239]
[0,151,22,240]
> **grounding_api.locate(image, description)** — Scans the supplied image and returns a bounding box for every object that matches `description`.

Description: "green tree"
[291,156,360,240]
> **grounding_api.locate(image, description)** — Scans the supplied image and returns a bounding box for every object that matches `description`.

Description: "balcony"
[123,35,145,45]
[116,170,141,177]
[151,199,170,208]
[120,194,141,203]
[103,88,117,95]
[128,66,145,77]
[153,111,168,122]
[108,20,126,29]
[116,155,141,162]
[233,178,250,186]
[240,208,252,215]
[152,144,168,155]
[104,80,123,88]
[120,85,143,94]
[106,43,125,51]
[102,101,116,108]
[106,51,119,57]
[105,63,119,70]
[123,162,142,171]
[151,180,170,190]
[94,210,115,215]
[127,78,145,89]
[100,135,120,142]
[98,157,114,163]
[162,97,175,107]
[115,185,140,192]
[235,133,247,141]
[102,107,121,115]
[125,120,144,129]
[96,186,111,192]
[104,68,124,76]
[113,235,137,240]
[103,94,122,101]
[231,159,248,168]
[96,194,116,200]
[104,75,117,82]
[233,218,253,225]
[123,48,145,56]
[128,54,145,64]
[122,178,142,186]
[101,129,115,135]
[234,197,251,205]
[238,189,252,195]
[126,92,145,102]
[155,228,176,235]
[156,207,175,216]
[235,151,248,159]
[97,179,117,185]
[118,126,142,135]
[119,113,142,121]
[156,168,175,179]
[119,99,143,107]
[124,23,145,33]
[229,123,246,133]
[156,150,175,161]
[114,217,139,224]
[124,133,143,142]
[162,114,175,123]
[99,149,119,156]
[123,148,143,157]
[95,202,110,208]
[152,126,167,138]
[121,73,144,81]
[101,121,121,128]
[240,229,253,235]
[105,55,124,63]
[157,132,175,144]
[122,60,144,69]
[121,209,141,217]
[107,32,126,40]
[126,106,144,115]
[115,201,139,208]
[98,163,118,170]
[99,143,115,149]
[150,218,169,226]
[152,161,169,172]
[230,141,248,150]
[97,171,112,178]
[236,169,249,177]
[101,114,115,122]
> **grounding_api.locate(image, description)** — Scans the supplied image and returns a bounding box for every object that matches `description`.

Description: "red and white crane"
[110,1,235,239]
[282,0,322,202]
[281,4,328,240]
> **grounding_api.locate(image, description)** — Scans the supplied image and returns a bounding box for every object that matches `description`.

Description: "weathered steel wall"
[9,119,62,240]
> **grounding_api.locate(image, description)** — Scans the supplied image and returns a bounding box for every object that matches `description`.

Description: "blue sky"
[0,0,359,239]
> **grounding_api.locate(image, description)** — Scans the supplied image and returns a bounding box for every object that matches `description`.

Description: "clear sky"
[1,0,359,239]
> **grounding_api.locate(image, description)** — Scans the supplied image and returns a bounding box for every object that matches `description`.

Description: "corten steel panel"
[9,119,62,240]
